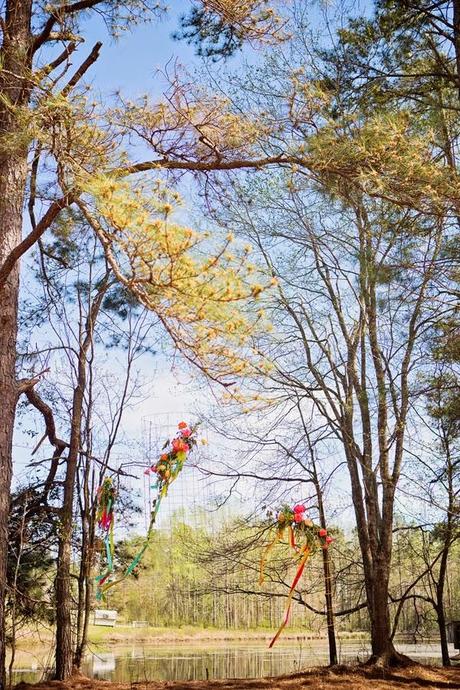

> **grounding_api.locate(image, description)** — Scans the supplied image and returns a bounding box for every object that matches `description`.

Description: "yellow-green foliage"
[202,0,283,43]
[34,90,116,178]
[82,174,271,381]
[114,92,270,163]
[305,112,460,213]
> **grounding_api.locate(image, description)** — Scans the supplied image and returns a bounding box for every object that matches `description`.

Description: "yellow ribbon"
[259,527,284,585]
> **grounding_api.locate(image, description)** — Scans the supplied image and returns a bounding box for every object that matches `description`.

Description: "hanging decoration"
[95,421,198,600]
[94,477,116,591]
[259,504,333,648]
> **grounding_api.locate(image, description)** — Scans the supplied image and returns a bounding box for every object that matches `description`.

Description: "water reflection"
[11,640,448,685]
[83,644,330,683]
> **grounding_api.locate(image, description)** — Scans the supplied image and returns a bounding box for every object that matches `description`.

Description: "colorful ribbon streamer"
[95,422,198,601]
[259,503,333,647]
[96,495,163,599]
[95,479,116,591]
[269,545,310,648]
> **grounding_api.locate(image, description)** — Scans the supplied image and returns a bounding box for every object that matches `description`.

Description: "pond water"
[11,639,452,685]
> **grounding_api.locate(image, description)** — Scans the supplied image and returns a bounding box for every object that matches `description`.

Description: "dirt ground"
[14,664,460,690]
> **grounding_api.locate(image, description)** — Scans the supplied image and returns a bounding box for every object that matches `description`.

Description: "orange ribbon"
[269,545,311,648]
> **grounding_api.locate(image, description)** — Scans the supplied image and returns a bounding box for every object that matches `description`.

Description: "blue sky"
[14,2,363,535]
[81,2,198,98]
[14,4,258,528]
[78,0,261,101]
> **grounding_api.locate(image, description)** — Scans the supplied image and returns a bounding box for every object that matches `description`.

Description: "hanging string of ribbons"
[95,421,198,600]
[259,504,333,647]
[95,478,116,591]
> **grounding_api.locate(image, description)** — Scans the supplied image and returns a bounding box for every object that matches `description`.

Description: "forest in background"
[0,0,459,685]
[111,520,460,638]
[10,512,460,643]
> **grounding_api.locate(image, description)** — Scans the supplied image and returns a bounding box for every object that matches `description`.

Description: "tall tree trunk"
[435,424,456,667]
[55,282,108,679]
[0,3,33,686]
[436,601,450,667]
[321,546,337,666]
[314,472,337,666]
[55,378,85,680]
[368,559,396,662]
[346,444,409,665]
[73,538,94,669]
[435,518,452,666]
[0,165,24,690]
[74,456,96,669]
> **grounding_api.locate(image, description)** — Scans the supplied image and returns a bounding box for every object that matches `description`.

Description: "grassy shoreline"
[11,624,370,651]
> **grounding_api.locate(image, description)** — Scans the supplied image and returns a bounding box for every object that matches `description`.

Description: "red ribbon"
[269,545,310,648]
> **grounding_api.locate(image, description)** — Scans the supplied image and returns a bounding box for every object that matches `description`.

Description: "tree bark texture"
[314,474,337,666]
[0,3,33,687]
